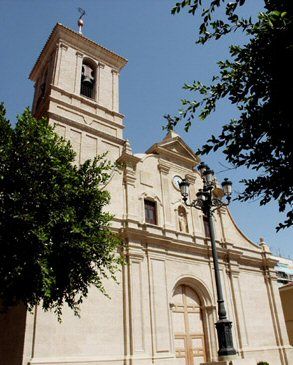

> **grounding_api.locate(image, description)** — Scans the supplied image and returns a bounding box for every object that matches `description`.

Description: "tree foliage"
[165,0,293,230]
[0,105,122,317]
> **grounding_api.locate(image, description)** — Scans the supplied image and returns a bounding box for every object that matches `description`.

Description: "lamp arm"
[182,199,204,211]
[191,201,204,211]
[210,196,231,212]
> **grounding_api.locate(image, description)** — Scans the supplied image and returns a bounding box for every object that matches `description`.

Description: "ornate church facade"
[1,23,292,365]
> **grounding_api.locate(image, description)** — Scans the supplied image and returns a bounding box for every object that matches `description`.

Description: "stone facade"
[1,23,292,365]
[279,284,293,346]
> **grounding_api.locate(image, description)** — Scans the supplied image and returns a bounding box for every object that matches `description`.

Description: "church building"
[1,23,292,365]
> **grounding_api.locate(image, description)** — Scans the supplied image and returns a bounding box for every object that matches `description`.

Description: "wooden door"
[171,285,206,365]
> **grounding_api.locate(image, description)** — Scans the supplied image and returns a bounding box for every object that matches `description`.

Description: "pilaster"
[117,141,140,223]
[96,63,105,103]
[262,250,289,365]
[158,161,171,229]
[111,69,119,112]
[56,42,68,87]
[73,51,83,94]
[205,305,218,362]
[226,262,249,356]
[185,173,198,238]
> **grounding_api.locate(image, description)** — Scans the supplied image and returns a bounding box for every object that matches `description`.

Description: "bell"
[82,64,94,84]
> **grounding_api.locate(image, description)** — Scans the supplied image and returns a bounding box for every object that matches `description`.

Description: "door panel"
[172,285,206,365]
[188,312,202,332]
[173,311,186,333]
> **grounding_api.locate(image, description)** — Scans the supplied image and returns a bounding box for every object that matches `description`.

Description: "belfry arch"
[170,276,217,364]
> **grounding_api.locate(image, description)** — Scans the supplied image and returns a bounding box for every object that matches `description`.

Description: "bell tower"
[29,23,127,162]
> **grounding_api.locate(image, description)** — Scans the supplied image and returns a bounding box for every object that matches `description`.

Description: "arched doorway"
[171,284,206,365]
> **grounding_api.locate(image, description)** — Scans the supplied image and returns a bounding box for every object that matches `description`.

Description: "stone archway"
[171,284,207,365]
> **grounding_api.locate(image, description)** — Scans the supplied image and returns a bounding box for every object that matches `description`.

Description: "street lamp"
[179,164,236,359]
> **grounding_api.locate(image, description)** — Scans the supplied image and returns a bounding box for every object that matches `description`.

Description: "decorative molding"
[29,23,127,81]
[226,268,240,277]
[130,260,145,352]
[117,153,140,166]
[59,42,68,51]
[29,353,175,364]
[129,252,145,261]
[48,112,125,147]
[158,163,170,175]
[146,136,200,169]
[185,173,196,184]
[151,259,171,353]
[50,84,125,121]
[205,305,217,313]
[123,169,137,186]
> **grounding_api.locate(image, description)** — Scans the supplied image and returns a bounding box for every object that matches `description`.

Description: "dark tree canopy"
[165,0,293,230]
[0,105,122,318]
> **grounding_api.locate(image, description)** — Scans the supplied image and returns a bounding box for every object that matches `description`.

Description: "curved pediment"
[220,207,262,252]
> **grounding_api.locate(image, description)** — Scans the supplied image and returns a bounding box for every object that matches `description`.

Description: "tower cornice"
[29,23,128,82]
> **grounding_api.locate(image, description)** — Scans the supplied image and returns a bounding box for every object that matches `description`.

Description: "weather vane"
[77,8,86,34]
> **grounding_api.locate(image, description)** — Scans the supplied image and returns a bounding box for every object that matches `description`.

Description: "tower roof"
[29,23,128,81]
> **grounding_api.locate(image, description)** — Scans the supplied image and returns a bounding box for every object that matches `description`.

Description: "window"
[144,199,157,225]
[80,60,95,99]
[203,215,211,238]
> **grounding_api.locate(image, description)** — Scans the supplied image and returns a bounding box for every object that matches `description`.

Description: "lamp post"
[179,162,237,359]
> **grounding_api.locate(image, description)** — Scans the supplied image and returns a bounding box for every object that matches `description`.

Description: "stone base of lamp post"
[216,318,237,358]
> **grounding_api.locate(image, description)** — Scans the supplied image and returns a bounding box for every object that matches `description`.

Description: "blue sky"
[0,0,292,257]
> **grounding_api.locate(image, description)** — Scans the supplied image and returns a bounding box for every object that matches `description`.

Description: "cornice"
[279,284,293,292]
[50,84,125,121]
[157,158,199,176]
[154,146,198,168]
[115,218,265,267]
[237,254,266,268]
[48,112,125,147]
[116,152,141,167]
[30,23,127,81]
[120,226,230,260]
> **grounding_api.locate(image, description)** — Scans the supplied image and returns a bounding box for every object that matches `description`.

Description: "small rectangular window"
[144,200,157,225]
[203,215,211,238]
